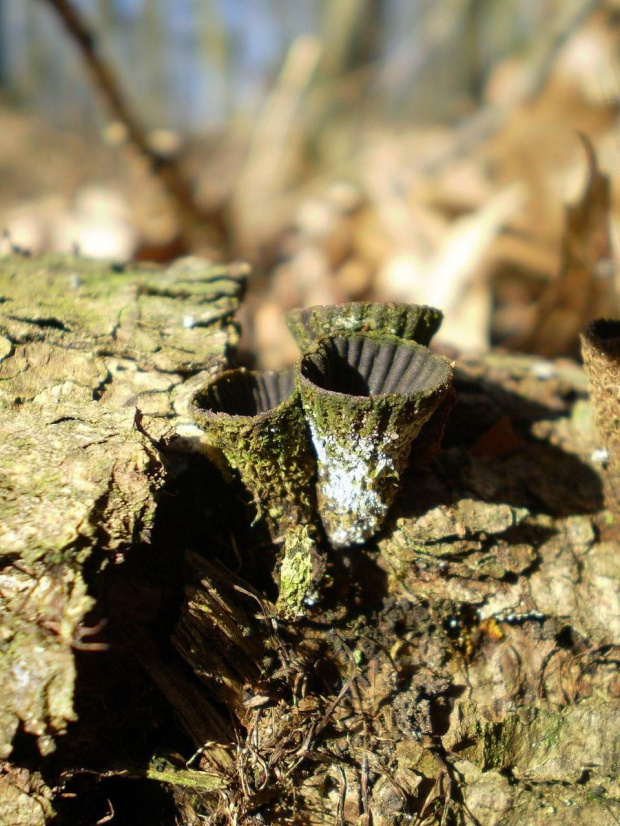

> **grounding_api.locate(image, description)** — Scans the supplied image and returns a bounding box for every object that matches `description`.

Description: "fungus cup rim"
[286,300,443,347]
[190,365,299,427]
[297,333,453,404]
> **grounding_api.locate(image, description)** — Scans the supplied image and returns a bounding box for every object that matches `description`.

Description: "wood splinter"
[580,318,620,513]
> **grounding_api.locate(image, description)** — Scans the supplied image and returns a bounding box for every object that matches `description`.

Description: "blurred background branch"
[0,0,616,362]
[41,0,230,251]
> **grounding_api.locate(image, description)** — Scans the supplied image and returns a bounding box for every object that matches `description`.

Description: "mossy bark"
[0,253,246,819]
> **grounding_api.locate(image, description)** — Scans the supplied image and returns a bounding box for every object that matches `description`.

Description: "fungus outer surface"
[190,366,317,535]
[580,317,620,513]
[298,333,453,547]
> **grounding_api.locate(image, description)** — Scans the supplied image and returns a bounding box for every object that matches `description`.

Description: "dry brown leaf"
[515,136,618,357]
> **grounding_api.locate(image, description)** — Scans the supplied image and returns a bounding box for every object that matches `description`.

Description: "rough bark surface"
[1,254,619,826]
[0,254,247,819]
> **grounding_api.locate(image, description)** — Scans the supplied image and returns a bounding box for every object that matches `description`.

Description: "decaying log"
[1,253,620,825]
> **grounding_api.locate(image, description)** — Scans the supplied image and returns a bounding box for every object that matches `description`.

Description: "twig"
[315,675,356,738]
[40,0,229,251]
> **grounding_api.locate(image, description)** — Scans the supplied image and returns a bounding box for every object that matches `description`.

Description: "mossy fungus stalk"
[285,301,443,352]
[190,367,320,616]
[580,318,620,512]
[297,334,453,548]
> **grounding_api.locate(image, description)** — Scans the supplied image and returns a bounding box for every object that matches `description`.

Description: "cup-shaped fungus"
[285,301,443,352]
[297,333,453,548]
[580,318,620,513]
[190,367,321,616]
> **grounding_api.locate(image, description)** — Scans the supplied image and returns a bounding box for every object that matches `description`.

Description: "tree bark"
[0,253,246,819]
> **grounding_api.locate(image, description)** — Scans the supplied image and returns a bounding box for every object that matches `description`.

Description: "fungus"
[285,301,443,352]
[297,333,453,548]
[190,367,321,617]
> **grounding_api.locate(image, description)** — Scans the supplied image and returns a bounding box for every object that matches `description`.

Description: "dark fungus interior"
[195,368,295,417]
[301,336,449,397]
[587,318,620,346]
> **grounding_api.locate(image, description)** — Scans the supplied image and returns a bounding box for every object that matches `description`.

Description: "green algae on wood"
[146,753,226,792]
[448,696,620,784]
[0,566,90,759]
[0,254,247,566]
[0,254,247,389]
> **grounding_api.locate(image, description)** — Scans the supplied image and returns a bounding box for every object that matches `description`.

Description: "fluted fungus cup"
[190,367,321,617]
[580,318,620,513]
[297,333,454,548]
[285,301,443,352]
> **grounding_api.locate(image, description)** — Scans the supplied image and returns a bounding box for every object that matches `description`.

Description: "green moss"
[191,377,317,538]
[277,525,319,618]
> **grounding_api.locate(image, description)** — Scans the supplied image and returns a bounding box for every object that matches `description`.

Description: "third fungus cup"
[297,333,453,549]
[285,301,443,352]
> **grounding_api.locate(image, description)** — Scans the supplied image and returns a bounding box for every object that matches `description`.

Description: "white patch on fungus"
[307,418,397,547]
